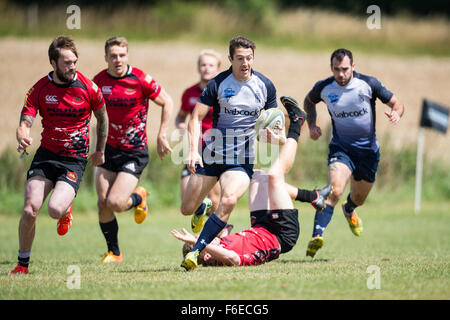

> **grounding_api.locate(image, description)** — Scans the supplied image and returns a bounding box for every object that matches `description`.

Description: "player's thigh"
[219,170,250,205]
[181,173,218,213]
[48,181,76,217]
[95,167,117,202]
[249,170,270,212]
[349,176,374,205]
[24,176,54,214]
[328,161,352,202]
[207,181,221,211]
[108,171,139,199]
[180,175,190,199]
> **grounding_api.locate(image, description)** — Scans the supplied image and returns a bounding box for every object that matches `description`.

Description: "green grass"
[1,200,449,299]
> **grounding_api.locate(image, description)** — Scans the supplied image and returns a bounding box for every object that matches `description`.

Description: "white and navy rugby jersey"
[308,72,393,152]
[199,67,277,164]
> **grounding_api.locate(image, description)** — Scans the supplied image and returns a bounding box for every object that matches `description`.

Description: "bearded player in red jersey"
[9,36,108,275]
[175,49,222,233]
[93,37,173,263]
[172,97,308,267]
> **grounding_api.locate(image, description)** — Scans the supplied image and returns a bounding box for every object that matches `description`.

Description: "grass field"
[1,200,448,300]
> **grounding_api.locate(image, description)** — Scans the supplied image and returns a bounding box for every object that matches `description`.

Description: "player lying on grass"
[172,97,331,267]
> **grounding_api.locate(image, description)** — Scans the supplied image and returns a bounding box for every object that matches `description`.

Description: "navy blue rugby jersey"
[199,67,277,164]
[308,72,393,152]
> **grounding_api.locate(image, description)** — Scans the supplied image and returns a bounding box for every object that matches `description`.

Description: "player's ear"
[228,55,233,63]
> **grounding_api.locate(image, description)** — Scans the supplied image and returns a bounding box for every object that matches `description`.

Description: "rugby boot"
[57,203,73,236]
[133,186,149,224]
[191,198,212,233]
[342,202,363,236]
[311,184,333,212]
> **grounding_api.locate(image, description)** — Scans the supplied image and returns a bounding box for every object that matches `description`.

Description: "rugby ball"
[255,108,285,142]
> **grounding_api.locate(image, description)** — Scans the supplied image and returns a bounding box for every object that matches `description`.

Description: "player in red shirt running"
[172,97,319,267]
[93,37,173,263]
[10,36,108,275]
[175,49,222,233]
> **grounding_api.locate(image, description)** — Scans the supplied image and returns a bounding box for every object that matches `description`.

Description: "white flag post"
[414,128,425,214]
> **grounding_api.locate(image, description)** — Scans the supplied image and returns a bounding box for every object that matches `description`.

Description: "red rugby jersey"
[93,66,161,151]
[180,83,213,134]
[219,225,281,266]
[21,71,105,159]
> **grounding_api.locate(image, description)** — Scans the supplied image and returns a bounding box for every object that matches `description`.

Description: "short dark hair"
[229,36,256,59]
[48,36,78,64]
[330,48,353,65]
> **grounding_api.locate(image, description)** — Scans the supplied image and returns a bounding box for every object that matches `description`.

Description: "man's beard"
[55,67,75,83]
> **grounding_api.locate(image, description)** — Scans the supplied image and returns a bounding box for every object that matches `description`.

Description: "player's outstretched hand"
[171,228,196,244]
[187,151,202,174]
[264,127,286,145]
[157,134,173,160]
[17,137,32,153]
[384,110,401,124]
[88,151,105,167]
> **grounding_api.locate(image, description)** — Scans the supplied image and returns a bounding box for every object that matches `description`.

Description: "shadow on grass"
[276,258,330,264]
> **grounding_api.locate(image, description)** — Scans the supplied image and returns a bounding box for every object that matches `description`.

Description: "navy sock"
[191,213,226,253]
[129,193,142,209]
[100,218,120,256]
[344,194,358,214]
[312,205,334,237]
[18,251,30,268]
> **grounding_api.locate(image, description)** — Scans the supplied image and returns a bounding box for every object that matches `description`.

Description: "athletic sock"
[190,213,226,253]
[18,251,30,268]
[344,194,358,216]
[129,193,142,209]
[312,205,334,237]
[100,218,120,256]
[295,188,317,203]
[287,120,302,142]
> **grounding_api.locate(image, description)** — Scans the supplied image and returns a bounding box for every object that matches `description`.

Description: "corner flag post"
[415,99,449,214]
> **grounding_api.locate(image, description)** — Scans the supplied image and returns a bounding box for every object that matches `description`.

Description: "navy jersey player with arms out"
[303,48,404,258]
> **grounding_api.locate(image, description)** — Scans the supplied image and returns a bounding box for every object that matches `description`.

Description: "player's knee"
[180,202,195,216]
[47,203,66,220]
[220,194,238,211]
[97,197,108,211]
[106,196,125,212]
[267,171,283,189]
[22,205,38,221]
[329,185,345,203]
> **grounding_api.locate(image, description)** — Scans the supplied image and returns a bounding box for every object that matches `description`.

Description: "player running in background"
[93,37,173,263]
[10,36,108,274]
[303,48,404,258]
[175,49,222,233]
[172,97,313,267]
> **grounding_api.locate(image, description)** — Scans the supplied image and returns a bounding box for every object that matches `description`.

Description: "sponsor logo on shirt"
[224,107,260,117]
[72,97,84,105]
[333,108,368,119]
[45,95,58,104]
[102,86,112,94]
[124,87,136,95]
[328,93,339,104]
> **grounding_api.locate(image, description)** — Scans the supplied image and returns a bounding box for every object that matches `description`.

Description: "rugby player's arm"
[187,102,210,172]
[203,243,241,266]
[175,109,189,130]
[16,114,35,152]
[304,95,322,140]
[152,88,174,159]
[89,105,108,166]
[384,95,404,124]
